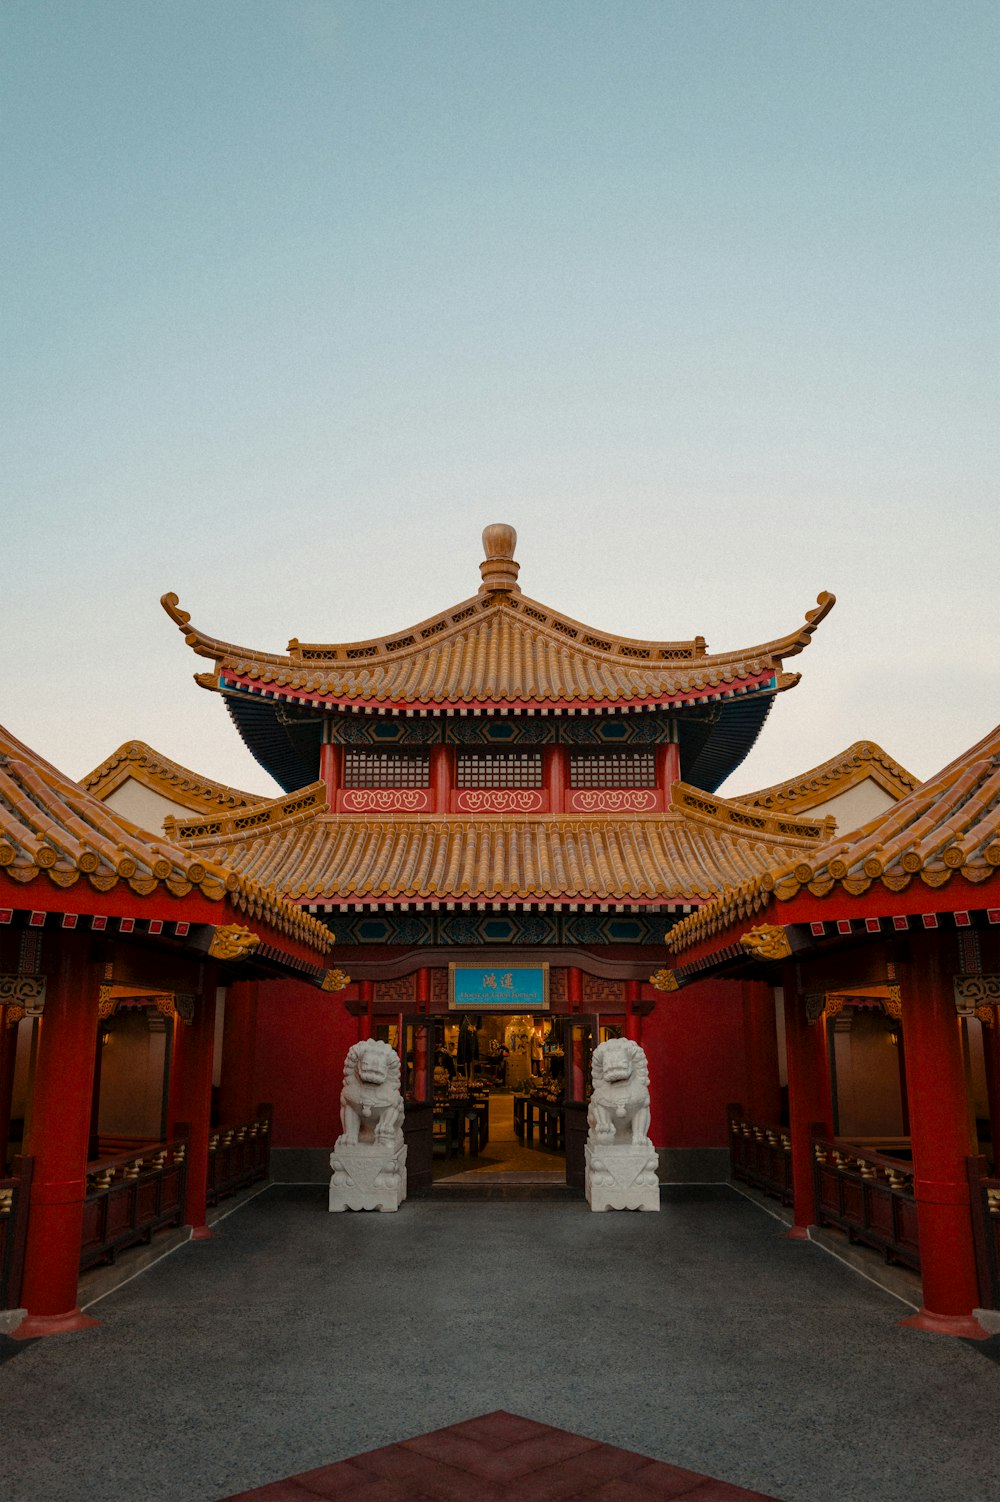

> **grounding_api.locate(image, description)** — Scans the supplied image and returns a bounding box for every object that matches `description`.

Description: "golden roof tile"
[168,781,829,906]
[0,724,331,954]
[740,740,917,814]
[83,740,265,813]
[161,526,834,711]
[669,723,1000,954]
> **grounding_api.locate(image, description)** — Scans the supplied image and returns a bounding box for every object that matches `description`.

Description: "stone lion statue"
[338,1040,404,1148]
[587,1038,652,1148]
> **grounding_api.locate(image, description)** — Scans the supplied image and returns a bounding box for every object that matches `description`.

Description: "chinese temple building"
[135,526,907,1188]
[6,524,995,1342]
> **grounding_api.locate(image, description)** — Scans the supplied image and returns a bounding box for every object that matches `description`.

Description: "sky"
[3,1,997,800]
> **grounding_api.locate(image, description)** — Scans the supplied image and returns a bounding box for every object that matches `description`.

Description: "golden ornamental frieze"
[740,925,792,962]
[208,925,261,962]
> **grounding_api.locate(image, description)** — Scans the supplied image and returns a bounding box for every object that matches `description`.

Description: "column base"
[899,1308,991,1340]
[11,1308,102,1340]
[189,1225,217,1241]
[783,1225,812,1241]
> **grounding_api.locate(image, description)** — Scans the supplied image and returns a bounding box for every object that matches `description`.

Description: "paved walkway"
[1,1186,998,1502]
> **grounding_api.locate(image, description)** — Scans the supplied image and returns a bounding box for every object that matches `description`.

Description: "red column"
[656,741,680,793]
[431,744,452,813]
[624,980,639,1043]
[359,980,373,1041]
[567,966,583,1013]
[174,968,219,1241]
[218,981,258,1125]
[743,981,782,1126]
[319,742,342,810]
[982,1014,1000,1167]
[782,968,832,1241]
[898,934,988,1338]
[416,968,430,1012]
[14,932,101,1338]
[548,745,569,814]
[166,1011,188,1140]
[0,1015,18,1170]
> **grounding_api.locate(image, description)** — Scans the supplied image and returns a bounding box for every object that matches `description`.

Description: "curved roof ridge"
[162,586,835,673]
[668,722,1000,955]
[739,739,918,813]
[0,723,331,953]
[162,585,834,713]
[83,739,265,813]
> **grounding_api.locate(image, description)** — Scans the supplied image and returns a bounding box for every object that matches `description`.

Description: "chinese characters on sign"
[449,965,549,1009]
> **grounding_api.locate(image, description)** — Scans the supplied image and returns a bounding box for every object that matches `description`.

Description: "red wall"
[252,980,358,1149]
[643,978,748,1148]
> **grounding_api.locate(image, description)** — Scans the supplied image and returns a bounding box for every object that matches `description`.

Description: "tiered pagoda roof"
[167,780,834,910]
[0,722,331,956]
[162,525,835,794]
[668,722,1000,958]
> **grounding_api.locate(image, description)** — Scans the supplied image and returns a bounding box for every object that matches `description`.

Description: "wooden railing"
[206,1107,271,1207]
[0,1157,33,1310]
[80,1140,188,1271]
[812,1137,919,1270]
[967,1156,1000,1311]
[727,1107,793,1204]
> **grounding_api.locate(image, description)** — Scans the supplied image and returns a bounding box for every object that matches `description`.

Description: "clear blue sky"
[3,1,997,796]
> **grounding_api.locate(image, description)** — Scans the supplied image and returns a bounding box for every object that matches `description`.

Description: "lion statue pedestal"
[329,1040,408,1213]
[584,1038,660,1212]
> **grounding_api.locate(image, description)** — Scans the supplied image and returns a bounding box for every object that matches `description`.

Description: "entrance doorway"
[429,1012,565,1185]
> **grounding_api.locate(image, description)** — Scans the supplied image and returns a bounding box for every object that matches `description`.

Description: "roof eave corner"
[161,592,225,662]
[771,591,836,662]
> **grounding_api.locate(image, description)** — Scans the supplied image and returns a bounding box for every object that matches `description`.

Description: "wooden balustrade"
[0,1157,33,1310]
[727,1105,792,1204]
[967,1157,1000,1311]
[206,1106,272,1207]
[812,1137,919,1270]
[80,1139,188,1271]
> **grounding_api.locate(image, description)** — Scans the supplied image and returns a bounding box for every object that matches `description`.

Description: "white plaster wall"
[808,779,896,837]
[103,780,193,835]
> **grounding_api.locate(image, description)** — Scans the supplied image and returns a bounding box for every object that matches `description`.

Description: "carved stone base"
[329,1141,407,1212]
[585,1143,660,1212]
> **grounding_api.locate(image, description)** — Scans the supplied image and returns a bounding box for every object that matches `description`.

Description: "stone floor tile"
[443,1410,552,1449]
[404,1427,598,1479]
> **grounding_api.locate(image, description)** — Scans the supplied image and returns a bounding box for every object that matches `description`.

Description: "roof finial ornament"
[479,523,520,595]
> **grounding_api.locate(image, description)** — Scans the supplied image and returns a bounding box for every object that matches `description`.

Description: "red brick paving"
[218,1411,785,1501]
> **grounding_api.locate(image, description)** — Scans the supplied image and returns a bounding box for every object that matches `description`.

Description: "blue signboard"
[449,964,549,1010]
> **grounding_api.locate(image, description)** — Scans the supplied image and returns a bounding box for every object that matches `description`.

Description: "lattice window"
[570,751,656,789]
[456,751,543,789]
[343,751,430,788]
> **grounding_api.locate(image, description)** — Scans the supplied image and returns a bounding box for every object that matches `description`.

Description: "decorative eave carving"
[0,974,46,1015]
[208,925,261,962]
[954,974,1000,1024]
[739,925,792,962]
[649,968,679,992]
[321,968,351,992]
